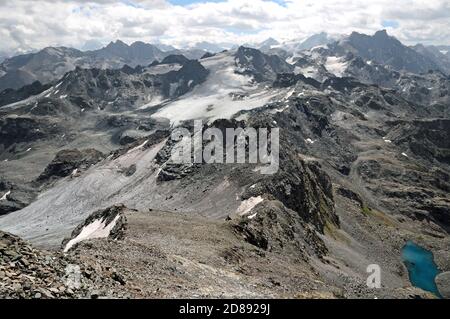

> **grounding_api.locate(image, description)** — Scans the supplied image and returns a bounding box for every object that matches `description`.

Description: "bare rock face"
[0,117,61,150]
[0,180,36,216]
[0,81,52,107]
[55,57,208,112]
[391,119,450,165]
[36,148,105,184]
[436,272,450,299]
[231,200,328,258]
[235,46,294,82]
[250,155,337,234]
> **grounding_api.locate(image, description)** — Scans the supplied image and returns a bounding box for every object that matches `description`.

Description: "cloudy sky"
[1,0,450,55]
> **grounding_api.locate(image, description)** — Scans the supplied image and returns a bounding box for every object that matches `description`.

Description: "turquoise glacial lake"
[401,241,442,298]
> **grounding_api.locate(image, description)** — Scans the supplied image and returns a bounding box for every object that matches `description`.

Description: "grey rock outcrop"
[36,149,105,184]
[436,272,450,299]
[235,46,294,82]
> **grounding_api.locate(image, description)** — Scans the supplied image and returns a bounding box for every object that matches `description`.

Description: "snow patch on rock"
[236,196,264,216]
[0,190,11,201]
[63,214,121,252]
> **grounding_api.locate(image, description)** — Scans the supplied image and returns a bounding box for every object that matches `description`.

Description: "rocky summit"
[0,28,449,299]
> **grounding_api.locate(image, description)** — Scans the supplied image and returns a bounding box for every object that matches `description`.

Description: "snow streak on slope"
[1,86,56,111]
[151,51,285,125]
[144,63,182,75]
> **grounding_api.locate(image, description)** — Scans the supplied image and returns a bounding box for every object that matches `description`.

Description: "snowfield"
[151,51,287,125]
[294,65,320,80]
[325,56,348,77]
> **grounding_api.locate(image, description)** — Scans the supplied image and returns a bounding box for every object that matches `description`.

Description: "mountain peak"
[160,54,190,65]
[374,29,389,38]
[258,37,280,51]
[294,32,333,51]
[131,41,146,46]
[107,40,129,49]
[130,41,157,50]
[341,29,443,74]
[260,37,279,45]
[236,45,257,54]
[348,29,391,42]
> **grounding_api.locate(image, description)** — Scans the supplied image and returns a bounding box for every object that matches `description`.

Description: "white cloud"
[0,0,449,55]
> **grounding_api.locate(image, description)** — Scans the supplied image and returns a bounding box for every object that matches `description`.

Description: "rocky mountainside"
[0,47,86,91]
[0,31,449,299]
[0,41,209,92]
[234,46,294,82]
[288,33,450,112]
[0,81,52,107]
[412,44,450,73]
[0,54,208,217]
[87,40,164,65]
[333,30,445,74]
[288,31,450,86]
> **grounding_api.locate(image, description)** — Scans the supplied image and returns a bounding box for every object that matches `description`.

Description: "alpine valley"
[0,30,449,299]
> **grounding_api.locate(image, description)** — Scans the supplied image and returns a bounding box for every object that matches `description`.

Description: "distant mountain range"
[0,40,223,92]
[411,44,450,73]
[332,30,446,74]
[0,30,449,92]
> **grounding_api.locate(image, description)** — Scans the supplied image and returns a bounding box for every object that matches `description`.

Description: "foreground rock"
[62,205,435,299]
[0,231,128,299]
[0,202,441,299]
[436,272,450,299]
